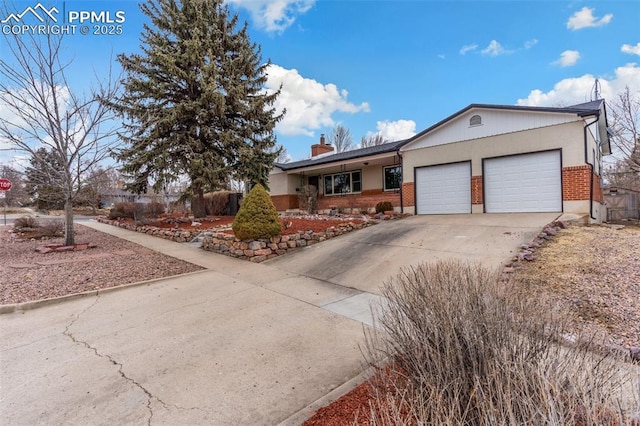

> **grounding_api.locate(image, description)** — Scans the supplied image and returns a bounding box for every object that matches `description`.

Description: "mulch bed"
[303,381,376,426]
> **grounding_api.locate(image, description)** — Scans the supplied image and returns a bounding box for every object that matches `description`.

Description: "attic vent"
[469,115,482,126]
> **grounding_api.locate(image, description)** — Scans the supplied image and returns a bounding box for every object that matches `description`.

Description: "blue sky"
[1,0,639,164]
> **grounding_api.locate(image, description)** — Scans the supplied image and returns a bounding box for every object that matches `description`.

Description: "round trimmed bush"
[232,183,282,240]
[375,200,394,213]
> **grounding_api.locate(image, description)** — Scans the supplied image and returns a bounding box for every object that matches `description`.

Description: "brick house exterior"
[269,137,407,213]
[269,100,610,222]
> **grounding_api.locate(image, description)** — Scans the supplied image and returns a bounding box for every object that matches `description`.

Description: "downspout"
[397,148,404,214]
[583,116,599,221]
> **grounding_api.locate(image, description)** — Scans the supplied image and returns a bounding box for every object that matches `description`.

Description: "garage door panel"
[416,162,471,214]
[484,151,561,213]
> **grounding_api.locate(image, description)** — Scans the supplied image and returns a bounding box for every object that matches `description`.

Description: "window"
[324,170,361,195]
[384,165,402,191]
[469,114,482,126]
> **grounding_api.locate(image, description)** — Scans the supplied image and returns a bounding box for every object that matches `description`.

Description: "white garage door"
[416,162,471,214]
[484,151,561,213]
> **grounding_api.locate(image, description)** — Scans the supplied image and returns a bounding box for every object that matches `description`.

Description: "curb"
[277,366,375,426]
[0,269,209,315]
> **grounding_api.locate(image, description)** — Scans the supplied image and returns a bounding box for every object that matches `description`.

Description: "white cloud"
[622,42,640,56]
[365,119,416,142]
[228,0,314,34]
[264,64,370,137]
[464,39,535,57]
[481,40,507,57]
[516,63,640,106]
[566,7,613,30]
[459,44,478,55]
[552,50,581,67]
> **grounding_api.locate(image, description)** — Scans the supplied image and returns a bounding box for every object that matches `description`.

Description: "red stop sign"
[0,179,12,191]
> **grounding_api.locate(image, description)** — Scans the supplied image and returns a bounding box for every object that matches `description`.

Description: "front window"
[324,170,361,195]
[384,165,402,191]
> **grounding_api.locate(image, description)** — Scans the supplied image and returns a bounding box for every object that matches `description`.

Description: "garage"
[484,150,561,213]
[415,162,471,214]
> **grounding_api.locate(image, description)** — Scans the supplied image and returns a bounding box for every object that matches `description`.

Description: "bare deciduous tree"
[77,166,120,213]
[328,124,353,152]
[0,165,29,207]
[273,144,290,163]
[360,133,387,148]
[608,86,639,175]
[0,26,120,245]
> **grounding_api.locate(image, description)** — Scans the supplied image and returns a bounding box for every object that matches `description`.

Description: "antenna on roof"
[591,78,601,101]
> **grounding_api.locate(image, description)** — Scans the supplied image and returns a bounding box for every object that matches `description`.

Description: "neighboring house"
[100,184,181,207]
[269,100,611,222]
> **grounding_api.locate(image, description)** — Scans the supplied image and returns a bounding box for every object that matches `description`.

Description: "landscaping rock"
[248,241,264,250]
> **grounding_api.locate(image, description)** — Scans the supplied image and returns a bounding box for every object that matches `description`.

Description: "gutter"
[397,148,404,214]
[583,116,600,221]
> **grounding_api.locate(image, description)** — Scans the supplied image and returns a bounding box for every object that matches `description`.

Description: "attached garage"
[484,150,562,213]
[415,162,471,214]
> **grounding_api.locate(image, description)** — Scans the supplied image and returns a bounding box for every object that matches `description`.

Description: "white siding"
[484,151,561,213]
[416,162,471,214]
[406,109,580,150]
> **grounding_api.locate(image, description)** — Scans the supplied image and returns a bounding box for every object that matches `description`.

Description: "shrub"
[375,200,393,213]
[364,260,631,425]
[108,202,135,219]
[205,190,232,216]
[108,202,146,220]
[232,184,281,240]
[297,185,318,213]
[14,216,38,230]
[34,220,64,238]
[146,201,165,218]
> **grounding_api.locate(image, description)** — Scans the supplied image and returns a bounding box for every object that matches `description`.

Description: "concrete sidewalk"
[1,215,561,425]
[80,220,384,326]
[1,220,383,425]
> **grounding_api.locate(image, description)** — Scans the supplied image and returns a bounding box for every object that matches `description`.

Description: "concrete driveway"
[267,213,560,294]
[0,213,558,425]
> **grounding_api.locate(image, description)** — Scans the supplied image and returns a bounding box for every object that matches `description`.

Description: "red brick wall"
[317,190,400,211]
[271,195,299,211]
[471,176,483,205]
[402,182,415,208]
[592,172,603,203]
[562,166,592,201]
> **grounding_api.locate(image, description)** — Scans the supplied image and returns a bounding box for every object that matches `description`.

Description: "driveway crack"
[62,295,206,424]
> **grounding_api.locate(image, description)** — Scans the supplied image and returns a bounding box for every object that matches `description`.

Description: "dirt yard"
[1,214,372,305]
[1,224,204,304]
[513,223,640,350]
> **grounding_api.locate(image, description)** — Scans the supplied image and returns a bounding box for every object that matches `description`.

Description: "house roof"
[402,99,606,146]
[275,100,609,173]
[275,139,409,171]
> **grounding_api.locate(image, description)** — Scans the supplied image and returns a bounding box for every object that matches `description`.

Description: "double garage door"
[415,151,562,214]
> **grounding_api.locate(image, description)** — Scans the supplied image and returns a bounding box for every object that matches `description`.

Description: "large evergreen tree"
[25,148,67,211]
[108,0,282,217]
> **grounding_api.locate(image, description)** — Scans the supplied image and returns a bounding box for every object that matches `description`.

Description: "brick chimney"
[311,134,335,157]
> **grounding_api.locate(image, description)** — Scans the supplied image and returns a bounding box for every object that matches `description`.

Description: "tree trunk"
[192,186,206,218]
[64,198,75,246]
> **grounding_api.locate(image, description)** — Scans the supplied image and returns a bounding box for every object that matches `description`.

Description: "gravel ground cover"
[1,224,204,304]
[513,223,640,349]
